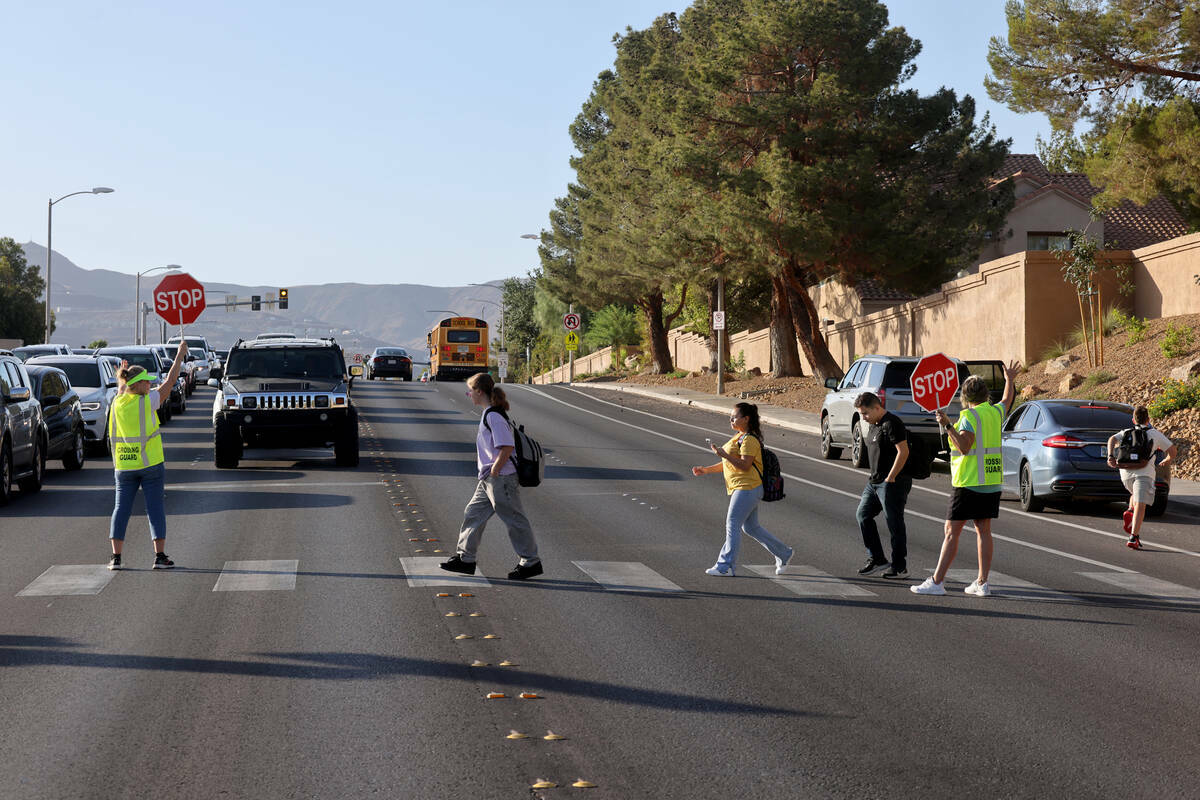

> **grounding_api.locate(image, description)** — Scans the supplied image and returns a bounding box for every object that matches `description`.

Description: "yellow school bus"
[427,317,489,381]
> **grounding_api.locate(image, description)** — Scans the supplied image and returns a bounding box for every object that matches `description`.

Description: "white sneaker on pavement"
[964,580,991,597]
[705,565,735,577]
[910,577,946,595]
[775,547,794,575]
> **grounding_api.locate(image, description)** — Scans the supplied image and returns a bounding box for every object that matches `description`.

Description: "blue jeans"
[856,478,911,568]
[716,487,791,568]
[110,463,167,541]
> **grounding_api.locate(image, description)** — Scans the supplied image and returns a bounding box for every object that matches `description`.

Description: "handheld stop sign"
[910,353,959,432]
[153,272,206,337]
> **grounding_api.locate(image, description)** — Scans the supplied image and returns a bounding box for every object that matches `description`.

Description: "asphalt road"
[2,379,1198,799]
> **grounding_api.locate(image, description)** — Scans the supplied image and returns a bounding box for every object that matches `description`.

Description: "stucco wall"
[1131,232,1200,319]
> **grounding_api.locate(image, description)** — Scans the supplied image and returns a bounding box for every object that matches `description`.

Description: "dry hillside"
[584,312,1200,480]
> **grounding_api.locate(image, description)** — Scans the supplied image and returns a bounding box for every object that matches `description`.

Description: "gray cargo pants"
[456,474,540,565]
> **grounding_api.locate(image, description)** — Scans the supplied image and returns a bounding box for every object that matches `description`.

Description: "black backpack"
[749,434,785,502]
[902,435,932,480]
[1113,425,1154,468]
[482,407,544,488]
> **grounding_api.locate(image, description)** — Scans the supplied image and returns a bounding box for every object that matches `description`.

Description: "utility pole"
[717,276,725,396]
[568,303,575,383]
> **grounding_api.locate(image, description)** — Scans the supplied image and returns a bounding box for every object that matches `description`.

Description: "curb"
[561,381,823,437]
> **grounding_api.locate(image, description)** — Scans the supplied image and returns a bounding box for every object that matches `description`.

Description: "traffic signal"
[251,294,261,311]
[279,288,289,310]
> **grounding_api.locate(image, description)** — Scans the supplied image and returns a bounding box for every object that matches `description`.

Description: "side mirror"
[207,378,220,387]
[186,354,196,362]
[349,365,364,377]
[824,377,840,390]
[6,386,31,402]
[107,379,118,388]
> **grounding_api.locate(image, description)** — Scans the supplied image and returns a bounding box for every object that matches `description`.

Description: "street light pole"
[45,186,114,343]
[135,265,183,344]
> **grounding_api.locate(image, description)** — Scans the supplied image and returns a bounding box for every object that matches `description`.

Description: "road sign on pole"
[153,273,206,327]
[564,332,580,351]
[910,353,960,413]
[563,313,581,331]
[498,350,509,379]
[712,311,726,331]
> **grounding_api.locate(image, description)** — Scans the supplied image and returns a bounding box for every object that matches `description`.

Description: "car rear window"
[43,362,101,388]
[1044,405,1132,430]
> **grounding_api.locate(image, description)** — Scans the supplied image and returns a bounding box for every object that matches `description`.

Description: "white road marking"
[521,387,1133,573]
[542,385,1200,561]
[573,560,684,593]
[400,556,491,588]
[212,560,299,592]
[746,564,877,596]
[43,481,386,492]
[18,566,116,597]
[941,569,1079,602]
[1078,572,1200,602]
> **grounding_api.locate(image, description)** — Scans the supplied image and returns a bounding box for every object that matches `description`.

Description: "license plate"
[457,346,469,353]
[386,359,396,365]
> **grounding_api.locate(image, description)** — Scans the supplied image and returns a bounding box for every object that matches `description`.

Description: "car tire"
[1147,491,1168,518]
[819,415,842,460]
[214,418,241,469]
[0,439,12,506]
[158,404,172,424]
[63,429,85,471]
[1019,462,1044,513]
[18,438,45,494]
[850,419,868,468]
[335,415,359,467]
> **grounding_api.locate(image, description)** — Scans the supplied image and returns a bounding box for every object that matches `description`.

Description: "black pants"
[856,477,912,568]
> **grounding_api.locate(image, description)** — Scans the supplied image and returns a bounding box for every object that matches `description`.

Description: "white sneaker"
[910,577,946,595]
[775,547,794,575]
[964,580,991,597]
[705,565,735,577]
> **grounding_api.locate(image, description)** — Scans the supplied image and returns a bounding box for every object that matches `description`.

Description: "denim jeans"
[716,486,791,569]
[110,463,167,541]
[856,477,911,567]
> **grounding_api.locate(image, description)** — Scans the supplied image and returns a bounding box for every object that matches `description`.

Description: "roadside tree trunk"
[769,274,804,377]
[783,265,844,383]
[706,279,720,373]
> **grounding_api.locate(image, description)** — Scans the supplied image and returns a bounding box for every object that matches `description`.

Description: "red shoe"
[1126,535,1140,550]
[1122,510,1133,534]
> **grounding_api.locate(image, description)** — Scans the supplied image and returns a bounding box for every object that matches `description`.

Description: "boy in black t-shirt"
[853,392,912,579]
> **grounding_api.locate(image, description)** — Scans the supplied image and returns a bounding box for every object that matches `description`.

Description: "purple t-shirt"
[477,408,517,480]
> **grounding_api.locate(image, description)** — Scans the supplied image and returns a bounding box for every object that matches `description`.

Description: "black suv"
[1,350,48,504]
[208,338,359,469]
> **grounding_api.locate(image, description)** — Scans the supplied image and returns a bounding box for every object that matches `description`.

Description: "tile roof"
[857,278,915,303]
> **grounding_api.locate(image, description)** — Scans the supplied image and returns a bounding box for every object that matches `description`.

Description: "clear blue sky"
[1,0,1048,289]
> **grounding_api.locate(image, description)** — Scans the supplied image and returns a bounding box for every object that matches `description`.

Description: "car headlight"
[242,397,257,409]
[314,396,329,408]
[81,402,101,411]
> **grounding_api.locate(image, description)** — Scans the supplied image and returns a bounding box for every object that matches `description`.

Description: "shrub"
[1081,370,1116,390]
[1040,339,1070,361]
[1160,321,1196,359]
[666,369,689,378]
[726,350,746,374]
[1148,378,1200,418]
[1108,309,1150,345]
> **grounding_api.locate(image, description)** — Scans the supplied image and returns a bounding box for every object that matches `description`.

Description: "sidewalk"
[566,380,1200,512]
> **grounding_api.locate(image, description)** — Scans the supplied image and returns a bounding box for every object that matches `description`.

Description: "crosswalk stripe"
[400,556,492,588]
[212,560,299,592]
[746,564,877,597]
[941,569,1077,602]
[572,561,684,593]
[17,565,116,597]
[1077,572,1200,602]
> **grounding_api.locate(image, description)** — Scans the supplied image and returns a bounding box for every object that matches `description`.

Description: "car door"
[37,372,68,454]
[3,361,35,467]
[828,360,867,443]
[1001,404,1031,490]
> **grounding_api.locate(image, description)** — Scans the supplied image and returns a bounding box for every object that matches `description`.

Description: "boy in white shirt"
[1106,406,1177,549]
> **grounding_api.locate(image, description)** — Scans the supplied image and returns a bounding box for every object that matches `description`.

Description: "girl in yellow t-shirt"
[691,403,793,577]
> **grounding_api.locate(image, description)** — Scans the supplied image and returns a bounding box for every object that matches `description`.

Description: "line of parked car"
[820,354,1171,516]
[0,338,224,505]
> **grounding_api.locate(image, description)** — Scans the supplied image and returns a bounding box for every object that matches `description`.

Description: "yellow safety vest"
[950,402,1003,488]
[109,393,164,470]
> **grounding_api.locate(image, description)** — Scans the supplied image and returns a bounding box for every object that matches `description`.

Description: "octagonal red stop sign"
[153,273,206,326]
[910,352,960,413]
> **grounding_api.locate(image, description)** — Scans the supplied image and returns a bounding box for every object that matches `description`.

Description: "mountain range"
[18,242,504,359]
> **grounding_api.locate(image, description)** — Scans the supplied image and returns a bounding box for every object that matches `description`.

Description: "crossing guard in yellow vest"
[912,361,1021,598]
[106,341,189,571]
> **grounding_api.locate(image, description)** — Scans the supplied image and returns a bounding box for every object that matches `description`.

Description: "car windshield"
[42,363,102,388]
[102,352,161,373]
[1044,404,1133,430]
[225,348,342,380]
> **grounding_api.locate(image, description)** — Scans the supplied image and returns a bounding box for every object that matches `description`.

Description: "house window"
[1027,232,1071,251]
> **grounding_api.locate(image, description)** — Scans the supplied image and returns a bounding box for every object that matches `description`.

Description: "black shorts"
[948,487,1001,521]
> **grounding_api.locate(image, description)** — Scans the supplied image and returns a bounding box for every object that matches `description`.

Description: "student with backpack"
[852,392,916,580]
[1107,406,1176,549]
[690,403,793,577]
[440,372,544,580]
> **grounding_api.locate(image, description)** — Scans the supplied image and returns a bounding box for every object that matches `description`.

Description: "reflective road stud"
[483,634,501,639]
[458,593,474,597]
[445,612,461,617]
[455,634,473,640]
[543,731,567,741]
[531,779,556,789]
[499,660,518,667]
[572,779,597,788]
[519,692,541,699]
[469,612,485,617]
[486,692,507,699]
[506,730,529,740]
[436,593,450,597]
[469,660,489,667]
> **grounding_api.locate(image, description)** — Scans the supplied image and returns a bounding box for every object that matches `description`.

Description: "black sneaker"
[107,553,121,571]
[152,553,175,570]
[507,561,544,581]
[858,557,889,576]
[440,555,477,575]
[882,566,909,579]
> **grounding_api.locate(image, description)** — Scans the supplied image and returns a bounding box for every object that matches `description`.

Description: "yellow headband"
[126,369,152,385]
